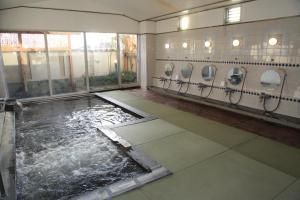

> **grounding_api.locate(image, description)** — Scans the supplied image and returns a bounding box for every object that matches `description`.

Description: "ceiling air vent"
[225,6,241,24]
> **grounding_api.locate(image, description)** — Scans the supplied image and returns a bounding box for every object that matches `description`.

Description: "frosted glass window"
[226,6,241,24]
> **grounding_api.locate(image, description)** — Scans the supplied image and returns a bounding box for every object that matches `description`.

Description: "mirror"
[164,63,174,77]
[260,70,281,89]
[181,63,193,79]
[227,67,244,85]
[202,65,216,81]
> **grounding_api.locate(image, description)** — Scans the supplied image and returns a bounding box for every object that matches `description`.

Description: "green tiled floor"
[122,99,185,118]
[101,90,143,101]
[137,131,227,172]
[274,180,300,200]
[161,112,257,147]
[112,190,149,200]
[141,151,295,200]
[234,136,300,178]
[101,90,300,200]
[113,119,185,145]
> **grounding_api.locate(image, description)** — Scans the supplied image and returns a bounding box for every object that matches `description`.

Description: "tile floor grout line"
[230,150,299,178]
[172,148,231,174]
[229,135,259,149]
[139,189,155,200]
[134,130,188,147]
[270,178,298,200]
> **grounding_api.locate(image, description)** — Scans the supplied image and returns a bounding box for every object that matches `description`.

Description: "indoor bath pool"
[15,96,145,200]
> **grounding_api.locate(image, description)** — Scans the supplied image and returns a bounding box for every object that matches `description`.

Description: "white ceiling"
[0,0,247,21]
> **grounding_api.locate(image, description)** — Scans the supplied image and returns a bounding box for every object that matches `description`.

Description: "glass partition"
[21,33,49,97]
[47,32,86,94]
[86,33,118,91]
[119,34,138,84]
[0,33,49,98]
[0,31,139,99]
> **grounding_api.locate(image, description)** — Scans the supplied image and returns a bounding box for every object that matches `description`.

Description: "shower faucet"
[224,87,235,96]
[259,92,272,102]
[197,83,208,90]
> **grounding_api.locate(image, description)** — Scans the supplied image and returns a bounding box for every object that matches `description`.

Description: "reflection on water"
[16,97,144,200]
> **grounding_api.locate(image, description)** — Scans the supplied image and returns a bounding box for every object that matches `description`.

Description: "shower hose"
[229,67,248,105]
[199,68,217,98]
[263,71,287,113]
[178,66,194,95]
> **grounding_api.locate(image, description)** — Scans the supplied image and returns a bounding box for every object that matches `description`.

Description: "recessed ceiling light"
[232,39,240,47]
[182,42,188,48]
[204,41,212,48]
[268,37,278,46]
[165,43,170,49]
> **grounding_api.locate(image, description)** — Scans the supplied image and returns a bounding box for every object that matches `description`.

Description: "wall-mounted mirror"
[227,67,244,85]
[181,63,193,79]
[164,63,174,77]
[202,65,216,81]
[260,70,281,89]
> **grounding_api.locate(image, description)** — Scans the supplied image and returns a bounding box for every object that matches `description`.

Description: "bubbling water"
[16,97,144,200]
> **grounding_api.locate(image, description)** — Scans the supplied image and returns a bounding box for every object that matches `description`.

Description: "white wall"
[242,0,300,22]
[140,34,155,89]
[139,21,156,34]
[0,7,139,33]
[156,0,300,34]
[152,16,300,120]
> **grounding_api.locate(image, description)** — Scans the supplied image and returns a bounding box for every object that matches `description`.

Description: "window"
[47,32,86,94]
[225,6,241,24]
[0,31,139,98]
[179,16,189,30]
[119,34,138,84]
[0,33,50,98]
[86,33,118,90]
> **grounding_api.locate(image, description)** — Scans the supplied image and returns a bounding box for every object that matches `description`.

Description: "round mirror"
[164,63,174,77]
[202,65,216,82]
[260,70,281,89]
[181,63,193,79]
[227,67,244,85]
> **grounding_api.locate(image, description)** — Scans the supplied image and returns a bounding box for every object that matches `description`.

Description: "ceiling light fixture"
[204,40,212,48]
[232,39,240,47]
[165,43,170,49]
[182,42,188,48]
[268,37,278,46]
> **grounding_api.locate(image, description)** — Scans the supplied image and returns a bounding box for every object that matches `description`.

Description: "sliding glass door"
[0,31,139,99]
[0,33,49,98]
[47,32,86,94]
[86,33,118,91]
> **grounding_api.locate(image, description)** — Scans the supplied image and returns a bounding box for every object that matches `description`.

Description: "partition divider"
[83,32,90,92]
[0,32,139,99]
[44,33,53,96]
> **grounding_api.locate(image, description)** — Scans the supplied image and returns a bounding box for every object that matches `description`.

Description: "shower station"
[225,66,248,105]
[259,69,287,113]
[159,63,174,90]
[198,64,217,98]
[176,63,194,95]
